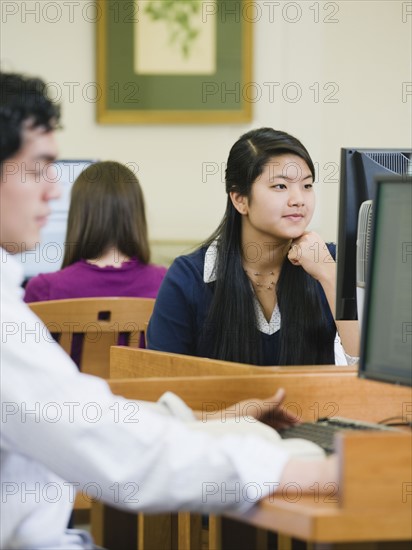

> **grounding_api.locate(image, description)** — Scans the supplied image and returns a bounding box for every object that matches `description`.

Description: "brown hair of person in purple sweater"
[62,161,150,269]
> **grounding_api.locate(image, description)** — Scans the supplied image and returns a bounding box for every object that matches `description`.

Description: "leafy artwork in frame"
[96,0,253,123]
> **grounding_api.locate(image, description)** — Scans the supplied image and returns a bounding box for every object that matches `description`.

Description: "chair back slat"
[29,297,155,377]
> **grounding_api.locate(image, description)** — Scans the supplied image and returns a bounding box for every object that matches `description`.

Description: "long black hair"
[202,128,336,365]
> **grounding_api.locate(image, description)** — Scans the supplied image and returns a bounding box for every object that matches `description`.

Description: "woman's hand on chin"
[288,231,335,283]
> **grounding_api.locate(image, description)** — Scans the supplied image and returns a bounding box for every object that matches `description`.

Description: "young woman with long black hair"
[147,128,359,365]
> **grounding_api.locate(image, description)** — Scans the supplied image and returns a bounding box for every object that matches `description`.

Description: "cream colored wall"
[2,1,411,259]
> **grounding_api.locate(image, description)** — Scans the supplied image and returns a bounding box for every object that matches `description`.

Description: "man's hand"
[196,388,300,431]
[234,388,300,430]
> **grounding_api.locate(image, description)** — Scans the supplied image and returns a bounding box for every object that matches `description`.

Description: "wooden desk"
[237,431,412,544]
[92,371,411,549]
[107,371,409,423]
[110,346,357,379]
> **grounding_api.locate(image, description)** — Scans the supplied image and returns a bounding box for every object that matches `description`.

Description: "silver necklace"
[244,269,276,290]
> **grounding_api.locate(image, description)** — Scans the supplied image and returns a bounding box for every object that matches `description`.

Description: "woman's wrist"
[316,262,336,287]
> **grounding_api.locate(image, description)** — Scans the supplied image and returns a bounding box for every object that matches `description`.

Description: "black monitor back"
[336,148,411,320]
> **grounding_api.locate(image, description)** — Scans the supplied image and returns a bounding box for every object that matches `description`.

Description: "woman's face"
[235,154,315,243]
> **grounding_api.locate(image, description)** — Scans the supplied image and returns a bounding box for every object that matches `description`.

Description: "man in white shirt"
[0,72,336,549]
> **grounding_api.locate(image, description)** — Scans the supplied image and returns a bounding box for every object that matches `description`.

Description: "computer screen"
[336,148,411,320]
[15,160,96,279]
[359,174,412,387]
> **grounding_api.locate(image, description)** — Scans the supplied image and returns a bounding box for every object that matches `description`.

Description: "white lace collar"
[203,242,281,335]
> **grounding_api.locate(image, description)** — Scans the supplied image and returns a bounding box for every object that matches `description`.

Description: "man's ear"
[229,191,248,215]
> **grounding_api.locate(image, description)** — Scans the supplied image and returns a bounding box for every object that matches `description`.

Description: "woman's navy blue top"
[147,245,336,366]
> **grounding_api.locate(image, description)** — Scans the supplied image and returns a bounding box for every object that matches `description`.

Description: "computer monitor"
[336,148,411,320]
[15,159,96,280]
[358,174,412,387]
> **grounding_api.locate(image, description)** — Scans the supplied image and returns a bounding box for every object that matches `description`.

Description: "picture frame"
[96,0,253,124]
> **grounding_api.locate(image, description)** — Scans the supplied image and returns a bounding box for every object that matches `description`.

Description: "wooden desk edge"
[110,346,358,375]
[238,496,412,542]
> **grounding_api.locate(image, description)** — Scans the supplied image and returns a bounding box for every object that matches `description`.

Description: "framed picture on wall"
[96,0,253,124]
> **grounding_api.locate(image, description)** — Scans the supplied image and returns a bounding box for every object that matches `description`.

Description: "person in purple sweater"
[24,161,167,302]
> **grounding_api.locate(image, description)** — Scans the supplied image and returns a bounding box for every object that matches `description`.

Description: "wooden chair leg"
[220,517,268,550]
[91,501,138,550]
[256,527,269,550]
[278,534,293,550]
[208,515,221,550]
[176,512,203,549]
[138,513,173,550]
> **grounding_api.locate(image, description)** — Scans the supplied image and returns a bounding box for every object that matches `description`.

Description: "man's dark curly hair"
[0,72,61,165]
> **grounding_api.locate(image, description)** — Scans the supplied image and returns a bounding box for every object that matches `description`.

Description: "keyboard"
[279,417,399,455]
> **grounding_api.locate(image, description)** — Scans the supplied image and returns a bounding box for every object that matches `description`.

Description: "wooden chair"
[28,297,155,378]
